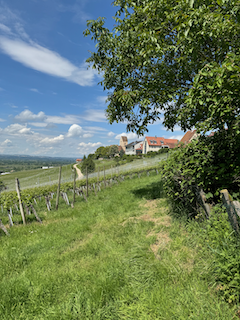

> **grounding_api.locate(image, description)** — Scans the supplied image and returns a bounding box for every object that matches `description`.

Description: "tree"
[109,145,119,157]
[81,158,95,175]
[84,0,240,135]
[119,148,125,158]
[95,146,105,159]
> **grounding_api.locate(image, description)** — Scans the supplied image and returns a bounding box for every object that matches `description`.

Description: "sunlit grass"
[0,174,237,319]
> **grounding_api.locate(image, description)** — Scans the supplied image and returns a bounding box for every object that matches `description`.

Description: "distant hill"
[0,154,76,173]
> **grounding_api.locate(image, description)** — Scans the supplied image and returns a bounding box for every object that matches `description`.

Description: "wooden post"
[199,189,211,219]
[86,167,88,197]
[30,205,42,224]
[55,166,62,210]
[72,168,76,207]
[0,219,9,236]
[15,178,26,225]
[104,166,106,187]
[221,189,239,234]
[8,211,13,227]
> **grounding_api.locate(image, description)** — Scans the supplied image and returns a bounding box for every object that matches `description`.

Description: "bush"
[160,130,240,216]
[199,205,240,304]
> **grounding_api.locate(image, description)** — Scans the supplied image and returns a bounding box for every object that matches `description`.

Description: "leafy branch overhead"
[84,0,240,134]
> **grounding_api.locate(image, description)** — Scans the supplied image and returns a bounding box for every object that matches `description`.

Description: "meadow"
[0,172,237,319]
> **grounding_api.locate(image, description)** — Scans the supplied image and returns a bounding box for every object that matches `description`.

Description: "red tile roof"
[180,130,197,144]
[145,137,178,148]
[121,136,128,141]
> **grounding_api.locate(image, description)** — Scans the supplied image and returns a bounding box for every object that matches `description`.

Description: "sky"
[0,0,184,158]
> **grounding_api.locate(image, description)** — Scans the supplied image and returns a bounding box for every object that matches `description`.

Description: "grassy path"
[0,174,237,319]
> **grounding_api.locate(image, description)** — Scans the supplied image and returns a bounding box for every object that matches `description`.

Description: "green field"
[0,155,168,191]
[0,164,74,191]
[0,173,237,319]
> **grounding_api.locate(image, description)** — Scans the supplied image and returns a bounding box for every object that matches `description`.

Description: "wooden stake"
[8,212,13,227]
[221,189,239,234]
[55,166,62,210]
[0,219,9,236]
[30,204,42,224]
[15,178,26,225]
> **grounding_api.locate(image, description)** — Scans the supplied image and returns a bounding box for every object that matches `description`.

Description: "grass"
[0,173,238,319]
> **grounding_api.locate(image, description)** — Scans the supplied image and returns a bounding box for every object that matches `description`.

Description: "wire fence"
[3,154,168,191]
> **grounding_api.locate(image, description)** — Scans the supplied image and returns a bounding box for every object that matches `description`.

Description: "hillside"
[0,173,236,319]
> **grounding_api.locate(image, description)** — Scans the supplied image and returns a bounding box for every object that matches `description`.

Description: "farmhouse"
[180,130,198,145]
[125,141,143,155]
[142,136,178,154]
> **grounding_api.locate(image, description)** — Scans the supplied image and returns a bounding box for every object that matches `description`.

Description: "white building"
[125,141,143,155]
[142,136,178,154]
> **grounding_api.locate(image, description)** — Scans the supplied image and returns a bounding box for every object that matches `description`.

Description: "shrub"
[201,205,240,304]
[160,130,240,216]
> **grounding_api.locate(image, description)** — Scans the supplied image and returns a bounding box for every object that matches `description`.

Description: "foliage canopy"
[84,0,240,134]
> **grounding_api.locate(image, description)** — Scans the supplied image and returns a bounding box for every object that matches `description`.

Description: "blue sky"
[0,0,184,158]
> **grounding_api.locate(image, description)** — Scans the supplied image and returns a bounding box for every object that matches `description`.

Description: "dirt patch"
[149,232,171,258]
[122,199,172,258]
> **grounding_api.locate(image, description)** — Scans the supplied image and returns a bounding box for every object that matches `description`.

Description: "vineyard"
[0,163,162,235]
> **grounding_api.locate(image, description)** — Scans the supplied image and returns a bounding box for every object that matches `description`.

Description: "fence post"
[0,219,9,236]
[55,166,62,210]
[15,178,26,225]
[221,189,239,234]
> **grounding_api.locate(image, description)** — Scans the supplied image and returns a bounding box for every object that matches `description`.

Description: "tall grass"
[0,173,237,319]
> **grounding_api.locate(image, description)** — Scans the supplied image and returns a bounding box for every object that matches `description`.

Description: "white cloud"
[82,109,106,122]
[78,141,102,155]
[2,139,12,146]
[0,118,5,122]
[83,133,93,138]
[29,122,48,128]
[0,36,98,86]
[107,131,115,137]
[79,142,102,148]
[4,123,33,135]
[84,126,107,132]
[0,23,12,35]
[46,114,81,125]
[67,124,83,137]
[115,132,144,140]
[40,134,64,145]
[30,88,41,93]
[97,96,108,104]
[169,135,183,141]
[15,110,81,125]
[15,110,46,122]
